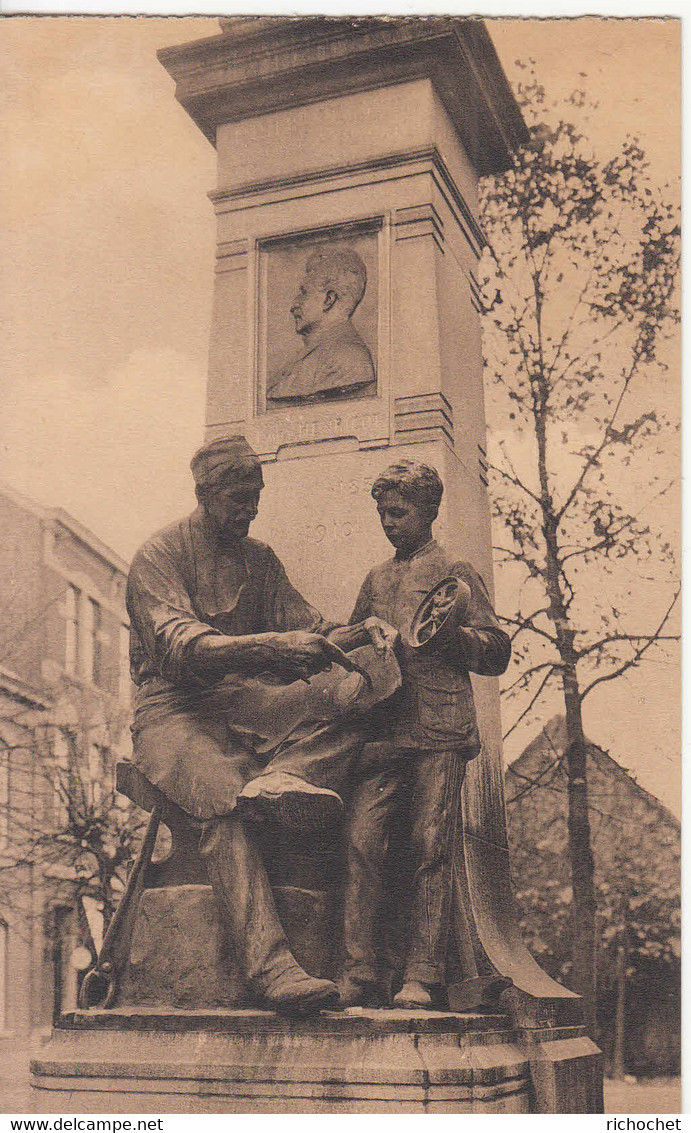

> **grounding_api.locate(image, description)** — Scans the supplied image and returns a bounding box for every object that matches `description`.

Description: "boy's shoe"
[392,980,437,1010]
[449,975,513,1012]
[480,975,513,1005]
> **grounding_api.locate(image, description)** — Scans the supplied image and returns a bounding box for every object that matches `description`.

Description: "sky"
[0,14,681,813]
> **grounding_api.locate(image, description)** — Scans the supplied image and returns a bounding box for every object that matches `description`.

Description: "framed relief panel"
[256,220,381,414]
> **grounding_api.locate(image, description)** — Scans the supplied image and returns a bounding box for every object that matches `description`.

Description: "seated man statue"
[339,460,512,1010]
[126,435,397,1015]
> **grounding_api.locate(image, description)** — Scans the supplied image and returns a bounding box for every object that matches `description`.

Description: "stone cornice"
[209,146,485,257]
[158,17,527,176]
[50,509,129,577]
[0,664,50,710]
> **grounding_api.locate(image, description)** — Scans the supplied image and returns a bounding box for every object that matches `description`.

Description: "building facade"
[0,485,131,1040]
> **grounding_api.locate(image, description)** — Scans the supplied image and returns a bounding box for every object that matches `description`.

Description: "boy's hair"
[371,460,444,516]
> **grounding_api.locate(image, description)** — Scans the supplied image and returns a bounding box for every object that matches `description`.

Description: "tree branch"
[503,611,559,647]
[503,667,559,740]
[555,348,647,525]
[580,590,680,698]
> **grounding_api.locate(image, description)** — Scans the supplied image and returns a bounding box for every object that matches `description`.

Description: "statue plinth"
[32,1006,603,1114]
[32,1007,533,1114]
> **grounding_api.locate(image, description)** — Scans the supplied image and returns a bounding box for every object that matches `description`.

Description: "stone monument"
[31,17,603,1113]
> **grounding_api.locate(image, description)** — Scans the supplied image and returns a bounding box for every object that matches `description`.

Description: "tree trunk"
[533,360,599,1038]
[97,860,115,933]
[540,506,599,1036]
[563,673,598,1037]
[612,930,627,1080]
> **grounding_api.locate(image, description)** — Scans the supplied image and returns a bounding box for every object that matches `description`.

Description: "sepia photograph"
[0,10,681,1118]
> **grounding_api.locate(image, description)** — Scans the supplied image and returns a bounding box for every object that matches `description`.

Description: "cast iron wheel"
[409,576,461,648]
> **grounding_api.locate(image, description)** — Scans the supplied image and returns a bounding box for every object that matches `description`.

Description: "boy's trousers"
[343,748,467,987]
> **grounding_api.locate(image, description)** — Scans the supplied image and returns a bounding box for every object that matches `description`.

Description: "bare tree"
[479,65,680,1031]
[0,688,143,961]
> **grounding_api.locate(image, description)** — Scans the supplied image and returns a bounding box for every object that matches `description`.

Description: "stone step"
[59,1005,509,1034]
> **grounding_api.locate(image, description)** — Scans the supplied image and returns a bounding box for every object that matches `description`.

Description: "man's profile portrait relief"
[266,244,377,407]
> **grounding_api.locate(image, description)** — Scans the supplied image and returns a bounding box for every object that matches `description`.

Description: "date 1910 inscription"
[302,517,360,545]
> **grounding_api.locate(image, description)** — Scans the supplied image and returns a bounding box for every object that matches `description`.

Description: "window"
[64,585,111,689]
[64,585,79,675]
[118,623,131,705]
[51,906,78,1018]
[52,729,70,827]
[87,744,102,807]
[89,599,102,686]
[80,598,102,687]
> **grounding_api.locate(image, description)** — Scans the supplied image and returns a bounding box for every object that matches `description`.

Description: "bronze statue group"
[126,436,510,1015]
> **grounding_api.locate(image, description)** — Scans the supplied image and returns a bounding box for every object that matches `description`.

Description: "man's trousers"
[129,647,398,990]
[133,687,365,990]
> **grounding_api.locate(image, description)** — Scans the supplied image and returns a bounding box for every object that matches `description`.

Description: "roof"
[0,483,128,577]
[50,509,128,576]
[507,715,679,833]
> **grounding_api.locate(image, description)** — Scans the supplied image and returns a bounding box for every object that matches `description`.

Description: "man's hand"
[259,631,337,683]
[191,623,399,686]
[188,630,338,685]
[364,616,399,655]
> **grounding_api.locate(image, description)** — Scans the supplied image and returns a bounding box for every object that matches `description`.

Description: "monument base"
[31,1007,532,1114]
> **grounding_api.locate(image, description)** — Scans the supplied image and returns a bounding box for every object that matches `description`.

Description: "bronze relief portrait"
[261,229,378,410]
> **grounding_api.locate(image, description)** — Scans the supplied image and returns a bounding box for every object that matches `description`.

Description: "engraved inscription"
[259,410,385,453]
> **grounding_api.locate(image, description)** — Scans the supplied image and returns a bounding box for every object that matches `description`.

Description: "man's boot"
[260,965,339,1015]
[201,814,338,1014]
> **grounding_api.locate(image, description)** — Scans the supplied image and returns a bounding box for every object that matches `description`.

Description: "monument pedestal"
[32,1007,532,1114]
[34,877,601,1113]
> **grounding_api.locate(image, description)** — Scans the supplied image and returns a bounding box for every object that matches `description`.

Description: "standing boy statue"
[339,460,512,1010]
